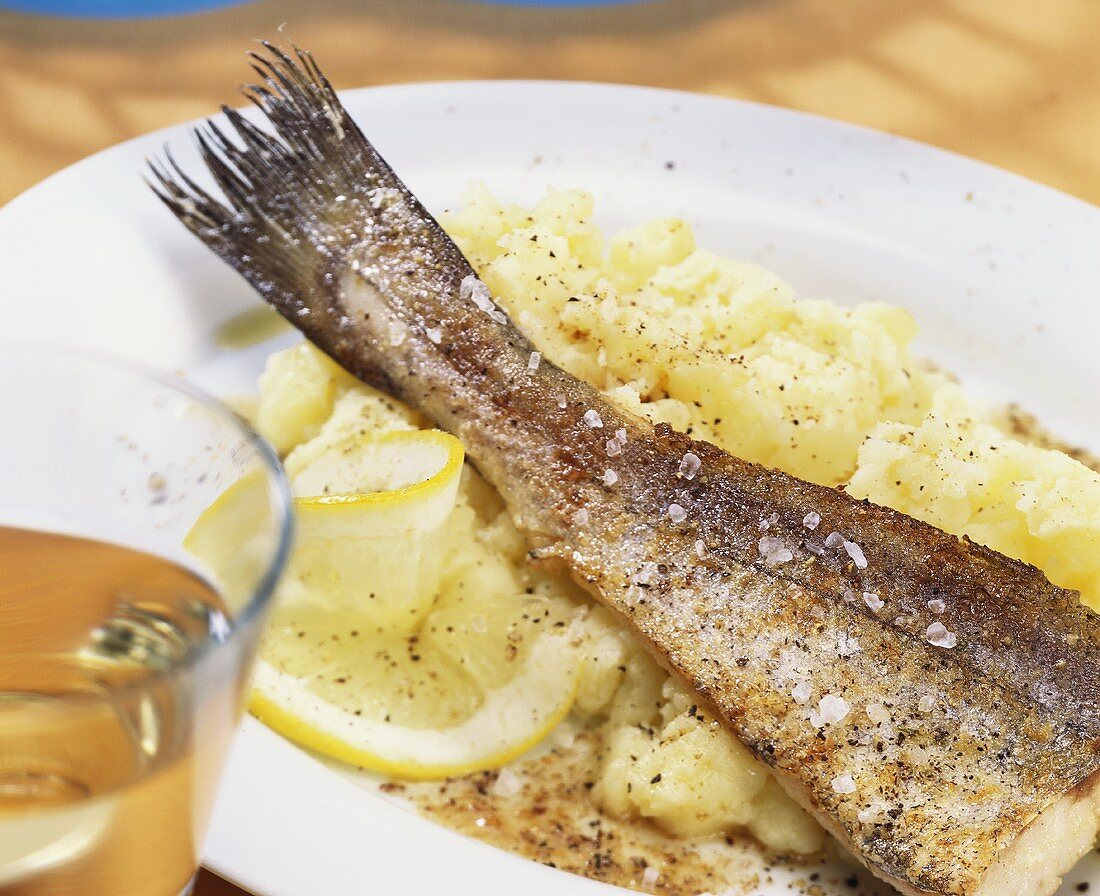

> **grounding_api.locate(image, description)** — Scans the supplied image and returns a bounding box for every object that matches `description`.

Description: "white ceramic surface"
[1,81,1097,896]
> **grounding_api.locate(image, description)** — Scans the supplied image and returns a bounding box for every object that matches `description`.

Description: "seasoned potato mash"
[443,186,943,487]
[249,187,1100,858]
[443,185,1100,612]
[593,678,824,854]
[849,386,1100,611]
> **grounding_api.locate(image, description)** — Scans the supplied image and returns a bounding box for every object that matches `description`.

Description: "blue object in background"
[0,0,645,17]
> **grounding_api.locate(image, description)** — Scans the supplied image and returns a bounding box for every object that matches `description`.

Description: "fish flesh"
[150,44,1100,896]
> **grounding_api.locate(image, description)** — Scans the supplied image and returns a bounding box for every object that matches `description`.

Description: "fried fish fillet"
[150,44,1100,896]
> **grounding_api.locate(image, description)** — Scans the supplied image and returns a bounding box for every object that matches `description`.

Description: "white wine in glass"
[0,348,292,896]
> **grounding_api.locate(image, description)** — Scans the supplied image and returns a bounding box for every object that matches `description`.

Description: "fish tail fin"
[147,41,431,320]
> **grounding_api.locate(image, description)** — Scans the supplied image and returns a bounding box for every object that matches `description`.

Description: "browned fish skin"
[151,44,1100,896]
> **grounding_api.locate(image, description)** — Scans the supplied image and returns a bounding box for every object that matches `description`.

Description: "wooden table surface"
[2,1,1099,892]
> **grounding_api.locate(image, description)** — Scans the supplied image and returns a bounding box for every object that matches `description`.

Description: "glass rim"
[0,343,295,702]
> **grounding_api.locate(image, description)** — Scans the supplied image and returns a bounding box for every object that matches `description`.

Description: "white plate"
[1,81,1098,896]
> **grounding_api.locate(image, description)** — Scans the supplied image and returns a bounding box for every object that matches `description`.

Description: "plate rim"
[4,78,1098,221]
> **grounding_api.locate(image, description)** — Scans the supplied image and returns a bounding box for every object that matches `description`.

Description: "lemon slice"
[183,469,279,607]
[251,607,579,779]
[284,429,465,633]
[188,423,580,778]
[185,428,462,627]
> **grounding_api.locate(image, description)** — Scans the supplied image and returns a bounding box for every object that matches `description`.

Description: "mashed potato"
[443,186,1100,611]
[849,386,1100,611]
[251,187,1100,859]
[443,186,942,487]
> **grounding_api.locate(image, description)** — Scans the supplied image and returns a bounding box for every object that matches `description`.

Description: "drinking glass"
[0,347,293,895]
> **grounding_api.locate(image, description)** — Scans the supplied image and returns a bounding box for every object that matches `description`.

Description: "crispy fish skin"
[151,44,1100,896]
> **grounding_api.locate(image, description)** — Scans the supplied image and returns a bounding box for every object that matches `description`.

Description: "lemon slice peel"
[249,630,580,780]
[291,429,464,511]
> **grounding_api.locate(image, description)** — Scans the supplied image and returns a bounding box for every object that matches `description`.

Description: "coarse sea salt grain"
[668,503,687,524]
[694,539,707,558]
[556,395,568,410]
[927,598,946,614]
[791,681,813,704]
[527,351,541,371]
[926,621,958,649]
[602,469,619,487]
[605,439,622,457]
[818,694,851,724]
[460,274,484,300]
[491,767,523,797]
[759,512,780,531]
[678,452,702,480]
[803,511,821,530]
[573,508,590,527]
[832,774,857,795]
[825,531,845,549]
[425,326,442,344]
[642,867,660,890]
[837,634,861,657]
[858,803,885,824]
[918,694,936,713]
[460,274,507,324]
[866,703,891,724]
[758,536,794,567]
[583,409,604,429]
[844,540,869,570]
[863,591,885,611]
[616,427,628,446]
